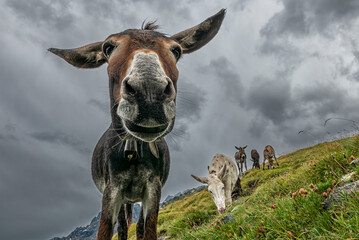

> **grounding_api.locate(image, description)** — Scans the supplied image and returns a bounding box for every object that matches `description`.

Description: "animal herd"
[234,145,279,171]
[191,144,279,215]
[49,8,280,240]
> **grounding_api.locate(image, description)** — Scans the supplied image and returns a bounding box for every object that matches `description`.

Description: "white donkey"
[191,153,240,214]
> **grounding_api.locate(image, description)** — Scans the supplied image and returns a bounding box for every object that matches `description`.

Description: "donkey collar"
[124,139,159,160]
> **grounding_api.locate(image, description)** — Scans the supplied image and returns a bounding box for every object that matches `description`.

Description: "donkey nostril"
[164,82,172,96]
[163,79,175,99]
[124,80,136,96]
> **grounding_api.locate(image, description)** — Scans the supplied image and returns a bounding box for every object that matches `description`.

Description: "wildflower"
[271,204,277,209]
[287,231,294,238]
[350,155,355,161]
[332,180,336,186]
[261,221,264,226]
[238,225,244,231]
[258,227,265,234]
[299,188,308,196]
[314,186,318,192]
[323,192,328,198]
[309,183,314,188]
[327,188,332,193]
[216,225,221,230]
[229,233,233,238]
[248,224,251,228]
[292,192,297,199]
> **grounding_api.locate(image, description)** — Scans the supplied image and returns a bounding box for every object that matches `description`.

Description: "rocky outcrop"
[323,180,359,209]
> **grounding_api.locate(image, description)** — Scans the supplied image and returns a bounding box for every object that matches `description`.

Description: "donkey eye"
[171,46,182,61]
[103,43,115,58]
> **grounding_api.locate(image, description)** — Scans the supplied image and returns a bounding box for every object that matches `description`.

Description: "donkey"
[250,149,260,169]
[263,145,279,170]
[49,9,225,240]
[191,153,240,214]
[234,145,247,173]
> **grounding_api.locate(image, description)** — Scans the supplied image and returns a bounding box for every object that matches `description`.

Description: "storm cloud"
[1,1,359,240]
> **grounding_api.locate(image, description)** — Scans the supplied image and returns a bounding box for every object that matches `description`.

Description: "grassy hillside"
[113,134,359,239]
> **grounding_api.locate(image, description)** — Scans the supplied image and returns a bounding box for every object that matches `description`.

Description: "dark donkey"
[49,9,225,240]
[234,145,247,173]
[250,149,260,169]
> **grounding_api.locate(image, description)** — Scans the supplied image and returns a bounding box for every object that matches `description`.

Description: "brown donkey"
[234,145,247,173]
[263,145,279,170]
[49,9,225,240]
[250,149,260,169]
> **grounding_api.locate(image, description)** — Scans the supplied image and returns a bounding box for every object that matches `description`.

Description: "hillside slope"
[114,134,359,239]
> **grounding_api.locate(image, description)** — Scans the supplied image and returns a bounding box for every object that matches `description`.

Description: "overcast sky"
[1,0,359,239]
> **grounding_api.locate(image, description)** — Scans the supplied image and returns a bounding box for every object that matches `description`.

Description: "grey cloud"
[198,56,243,105]
[245,76,292,124]
[6,0,74,30]
[261,0,359,38]
[0,124,19,142]
[176,79,206,122]
[29,131,91,155]
[167,79,207,151]
[87,99,109,114]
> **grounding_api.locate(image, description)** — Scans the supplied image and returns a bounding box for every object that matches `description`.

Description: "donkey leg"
[244,160,247,172]
[97,187,121,240]
[125,204,133,228]
[225,184,232,208]
[237,162,241,173]
[274,156,279,166]
[142,179,161,240]
[117,204,128,240]
[136,206,144,240]
[262,158,266,170]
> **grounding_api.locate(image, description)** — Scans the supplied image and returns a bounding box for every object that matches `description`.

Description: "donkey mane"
[141,20,160,31]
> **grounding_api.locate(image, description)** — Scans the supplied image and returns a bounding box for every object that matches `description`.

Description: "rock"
[323,180,359,210]
[350,158,359,166]
[221,214,236,223]
[158,236,170,240]
[340,171,357,183]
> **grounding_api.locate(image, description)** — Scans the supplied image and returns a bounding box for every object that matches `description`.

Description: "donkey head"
[235,145,247,160]
[49,9,225,142]
[191,164,227,214]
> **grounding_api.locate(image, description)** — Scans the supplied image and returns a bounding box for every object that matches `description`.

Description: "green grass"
[113,134,359,240]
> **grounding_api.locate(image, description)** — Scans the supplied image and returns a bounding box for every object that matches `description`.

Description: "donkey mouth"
[125,120,168,133]
[124,120,169,141]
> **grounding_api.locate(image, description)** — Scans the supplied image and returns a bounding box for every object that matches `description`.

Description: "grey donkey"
[191,153,241,214]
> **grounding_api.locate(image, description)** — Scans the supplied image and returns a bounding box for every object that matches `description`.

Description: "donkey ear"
[235,146,240,150]
[48,41,106,69]
[191,174,209,184]
[171,9,226,54]
[243,145,247,149]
